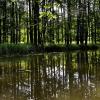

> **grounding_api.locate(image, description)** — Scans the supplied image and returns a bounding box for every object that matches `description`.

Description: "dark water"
[0,51,100,100]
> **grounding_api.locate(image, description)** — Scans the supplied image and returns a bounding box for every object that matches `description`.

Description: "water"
[0,51,100,100]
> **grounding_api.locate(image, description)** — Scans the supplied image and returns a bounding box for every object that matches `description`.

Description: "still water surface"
[0,51,100,100]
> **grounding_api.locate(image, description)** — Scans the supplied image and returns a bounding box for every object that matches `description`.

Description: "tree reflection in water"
[0,51,100,100]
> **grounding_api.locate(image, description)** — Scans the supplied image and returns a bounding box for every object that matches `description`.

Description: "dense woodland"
[0,0,100,48]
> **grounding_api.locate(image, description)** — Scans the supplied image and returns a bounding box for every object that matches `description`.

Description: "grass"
[0,43,99,56]
[44,44,99,52]
[0,43,32,56]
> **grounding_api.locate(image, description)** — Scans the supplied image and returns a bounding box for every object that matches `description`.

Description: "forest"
[0,0,100,53]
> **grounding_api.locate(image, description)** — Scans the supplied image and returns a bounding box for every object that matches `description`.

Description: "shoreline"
[0,44,99,57]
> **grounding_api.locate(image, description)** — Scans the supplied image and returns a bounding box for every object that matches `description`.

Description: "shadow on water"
[0,51,100,100]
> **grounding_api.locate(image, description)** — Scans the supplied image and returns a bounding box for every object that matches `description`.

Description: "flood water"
[0,51,100,100]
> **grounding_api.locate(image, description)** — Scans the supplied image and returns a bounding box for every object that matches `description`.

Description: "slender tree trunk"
[41,0,46,46]
[18,13,21,43]
[0,17,1,43]
[76,0,81,45]
[15,2,18,44]
[3,0,7,43]
[56,17,60,44]
[61,6,64,44]
[84,0,88,45]
[67,0,71,45]
[93,0,96,44]
[26,0,29,44]
[29,0,33,44]
[27,18,29,43]
[64,0,67,45]
[87,0,91,44]
[11,2,16,43]
[94,15,97,44]
[34,0,39,46]
[76,15,80,45]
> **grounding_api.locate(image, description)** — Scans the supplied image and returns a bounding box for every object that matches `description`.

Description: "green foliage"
[40,11,57,20]
[10,0,16,2]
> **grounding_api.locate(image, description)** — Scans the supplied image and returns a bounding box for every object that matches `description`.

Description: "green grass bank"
[0,44,99,56]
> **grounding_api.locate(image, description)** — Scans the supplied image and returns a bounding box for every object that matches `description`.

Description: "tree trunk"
[3,0,7,43]
[67,0,71,45]
[29,0,33,44]
[0,17,1,43]
[11,2,15,43]
[34,0,39,46]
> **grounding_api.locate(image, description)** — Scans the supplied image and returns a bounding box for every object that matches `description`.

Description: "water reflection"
[0,51,100,100]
